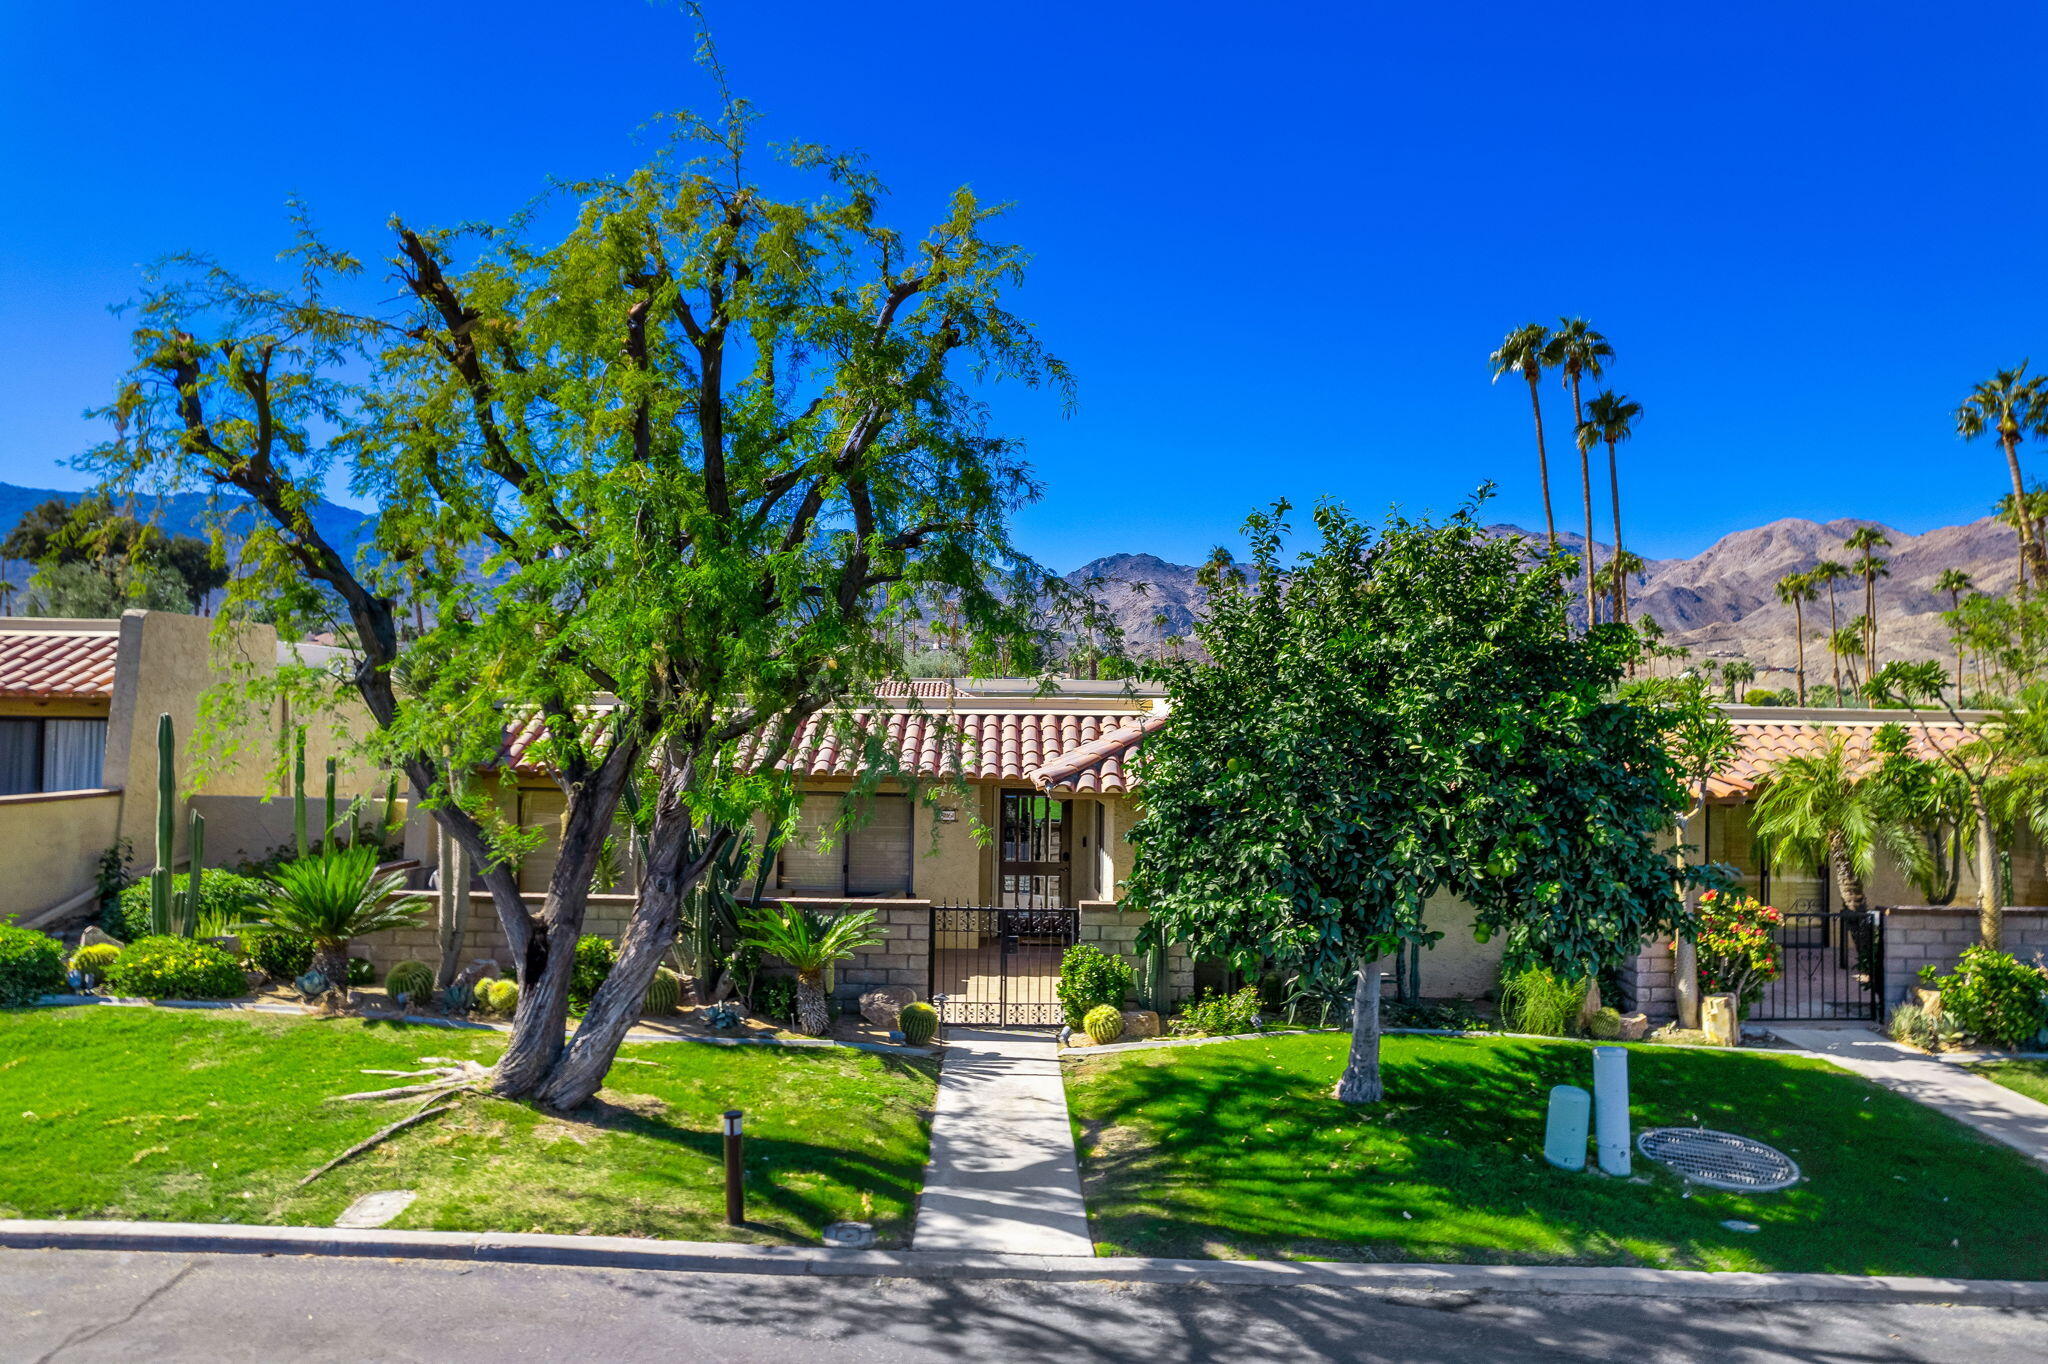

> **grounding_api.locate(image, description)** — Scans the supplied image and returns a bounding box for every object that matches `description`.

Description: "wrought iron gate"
[1750,908,1884,1022]
[928,904,1078,1026]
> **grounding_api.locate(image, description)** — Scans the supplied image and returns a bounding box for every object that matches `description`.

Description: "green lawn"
[1066,1033,2048,1277]
[1968,1059,2048,1106]
[0,1006,935,1245]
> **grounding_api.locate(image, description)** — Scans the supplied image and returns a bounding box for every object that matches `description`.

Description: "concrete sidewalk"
[912,1028,1094,1255]
[1772,1026,2048,1167]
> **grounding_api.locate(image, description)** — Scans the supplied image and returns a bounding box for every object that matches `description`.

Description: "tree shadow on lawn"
[1071,1036,2048,1278]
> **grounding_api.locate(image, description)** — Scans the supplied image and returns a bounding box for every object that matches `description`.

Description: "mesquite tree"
[1128,500,1691,1103]
[89,91,1077,1107]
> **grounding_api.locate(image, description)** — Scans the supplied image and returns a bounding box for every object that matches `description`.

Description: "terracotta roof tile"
[1708,718,1958,799]
[0,631,120,700]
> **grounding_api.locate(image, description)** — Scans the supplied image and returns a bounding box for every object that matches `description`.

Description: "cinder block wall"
[1883,907,2048,1009]
[1077,901,1194,1007]
[1619,937,1677,1021]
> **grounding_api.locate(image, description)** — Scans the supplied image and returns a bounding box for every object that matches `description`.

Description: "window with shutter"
[846,794,911,896]
[777,792,844,895]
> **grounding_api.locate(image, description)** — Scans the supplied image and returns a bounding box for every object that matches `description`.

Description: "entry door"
[998,792,1072,908]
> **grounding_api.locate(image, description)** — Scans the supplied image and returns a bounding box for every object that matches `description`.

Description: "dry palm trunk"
[1826,832,1868,915]
[795,968,831,1036]
[1526,371,1557,548]
[2004,434,2048,588]
[1335,956,1384,1104]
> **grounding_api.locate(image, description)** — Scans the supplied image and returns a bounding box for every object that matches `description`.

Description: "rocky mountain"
[0,480,373,567]
[1071,515,2023,686]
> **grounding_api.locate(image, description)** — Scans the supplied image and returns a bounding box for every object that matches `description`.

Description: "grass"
[1065,1032,2048,1277]
[0,1005,936,1245]
[1968,1059,2048,1106]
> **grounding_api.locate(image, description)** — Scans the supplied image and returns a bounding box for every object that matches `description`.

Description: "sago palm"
[1752,734,1909,915]
[1545,318,1613,617]
[240,843,419,992]
[1958,363,2048,587]
[1774,571,1817,705]
[1934,568,1973,701]
[1579,390,1642,624]
[1489,322,1558,547]
[737,902,883,1035]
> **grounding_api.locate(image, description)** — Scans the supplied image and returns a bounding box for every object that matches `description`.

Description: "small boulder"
[1617,1012,1650,1042]
[453,959,500,992]
[242,969,267,993]
[860,985,917,1028]
[79,926,123,950]
[1120,1009,1161,1039]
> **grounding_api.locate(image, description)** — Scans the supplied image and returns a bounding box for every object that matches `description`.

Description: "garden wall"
[1882,907,2048,1009]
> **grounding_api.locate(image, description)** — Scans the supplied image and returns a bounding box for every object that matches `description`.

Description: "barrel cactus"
[1083,1004,1126,1045]
[479,977,520,1016]
[1588,1006,1623,1040]
[899,1001,938,1046]
[643,966,683,1016]
[70,942,122,979]
[385,960,435,1003]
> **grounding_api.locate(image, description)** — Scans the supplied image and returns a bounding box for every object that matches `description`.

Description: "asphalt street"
[4,1248,2043,1363]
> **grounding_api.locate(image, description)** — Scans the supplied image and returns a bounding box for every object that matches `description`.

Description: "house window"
[776,792,912,897]
[0,717,107,797]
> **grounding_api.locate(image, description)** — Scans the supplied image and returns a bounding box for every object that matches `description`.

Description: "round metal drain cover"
[822,1221,876,1248]
[1637,1128,1801,1192]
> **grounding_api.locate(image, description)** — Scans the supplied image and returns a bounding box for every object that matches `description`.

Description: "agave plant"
[735,903,883,1036]
[239,843,420,995]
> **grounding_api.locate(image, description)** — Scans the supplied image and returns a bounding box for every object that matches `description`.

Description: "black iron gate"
[1750,908,1884,1022]
[928,904,1078,1026]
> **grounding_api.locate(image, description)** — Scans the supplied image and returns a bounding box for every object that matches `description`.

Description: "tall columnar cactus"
[324,757,338,851]
[381,772,402,849]
[292,727,308,859]
[176,810,205,938]
[148,713,176,936]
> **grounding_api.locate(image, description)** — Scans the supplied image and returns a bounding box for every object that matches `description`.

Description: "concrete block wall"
[1882,907,2048,1009]
[1620,937,1678,1021]
[1077,901,1194,1007]
[352,891,639,977]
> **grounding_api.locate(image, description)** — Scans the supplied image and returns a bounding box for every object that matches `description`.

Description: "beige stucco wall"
[1,789,122,926]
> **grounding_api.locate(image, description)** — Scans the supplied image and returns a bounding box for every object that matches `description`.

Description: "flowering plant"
[1692,890,1783,1015]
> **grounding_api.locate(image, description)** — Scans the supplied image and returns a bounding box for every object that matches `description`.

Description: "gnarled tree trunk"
[1334,956,1384,1104]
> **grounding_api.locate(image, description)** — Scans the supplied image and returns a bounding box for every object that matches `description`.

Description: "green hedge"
[103,937,249,1000]
[104,872,271,942]
[0,924,66,1007]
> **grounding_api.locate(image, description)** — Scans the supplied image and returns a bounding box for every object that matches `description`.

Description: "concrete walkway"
[1773,1026,2048,1168]
[913,1028,1094,1255]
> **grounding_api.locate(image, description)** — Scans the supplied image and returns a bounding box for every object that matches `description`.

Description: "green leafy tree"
[1866,722,1968,906]
[87,51,1085,1106]
[1126,498,1690,1104]
[1827,620,1868,697]
[1545,319,1613,616]
[1578,390,1642,625]
[1957,364,2048,587]
[1488,322,1558,547]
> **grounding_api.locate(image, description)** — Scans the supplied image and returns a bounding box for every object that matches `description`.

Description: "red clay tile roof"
[0,631,120,700]
[1707,719,1959,799]
[1030,715,1163,795]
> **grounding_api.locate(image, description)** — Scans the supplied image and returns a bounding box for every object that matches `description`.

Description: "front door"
[998,791,1072,908]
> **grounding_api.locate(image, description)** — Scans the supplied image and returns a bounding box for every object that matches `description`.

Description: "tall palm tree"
[1958,363,2048,587]
[1546,318,1613,618]
[1843,527,1891,669]
[1489,323,1558,547]
[1992,487,2048,593]
[737,902,884,1036]
[1591,550,1645,627]
[1826,621,1867,697]
[1808,560,1849,699]
[1722,658,1756,701]
[1579,390,1642,625]
[1752,735,1909,916]
[1934,568,1974,701]
[1775,571,1817,705]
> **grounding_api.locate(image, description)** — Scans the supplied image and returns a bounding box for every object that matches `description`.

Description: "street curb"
[3,1221,2043,1305]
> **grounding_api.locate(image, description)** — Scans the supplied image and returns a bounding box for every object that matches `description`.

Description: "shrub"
[1498,965,1584,1036]
[384,960,436,1003]
[1693,891,1784,1016]
[1382,998,1488,1031]
[69,942,123,979]
[751,975,797,1023]
[1936,946,2048,1048]
[1170,985,1264,1038]
[1587,1006,1623,1040]
[899,1000,937,1045]
[477,977,520,1016]
[1082,1003,1126,1045]
[347,957,375,986]
[103,936,248,1000]
[1888,1003,1940,1050]
[105,871,270,942]
[0,924,67,1006]
[1057,944,1137,1029]
[240,929,315,981]
[570,934,618,1009]
[644,966,683,1016]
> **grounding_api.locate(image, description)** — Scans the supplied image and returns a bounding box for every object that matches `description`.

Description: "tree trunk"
[1606,437,1628,625]
[1864,571,1877,677]
[794,969,831,1037]
[2003,434,2048,588]
[435,827,473,993]
[1973,787,2003,949]
[1674,935,1701,1030]
[1334,956,1384,1104]
[1826,832,1867,915]
[1526,373,1557,548]
[1792,599,1807,705]
[311,940,352,1004]
[1826,582,1841,700]
[1574,378,1596,627]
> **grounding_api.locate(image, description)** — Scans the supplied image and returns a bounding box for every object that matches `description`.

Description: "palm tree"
[1992,487,2048,593]
[1579,390,1643,625]
[1751,735,1907,915]
[1722,658,1756,701]
[1826,621,1867,697]
[1591,551,1645,627]
[1810,560,1850,698]
[1934,569,1974,701]
[1489,323,1558,547]
[1843,527,1891,669]
[1546,319,1613,617]
[239,843,420,1000]
[737,902,884,1036]
[1958,363,2048,587]
[1775,571,1818,705]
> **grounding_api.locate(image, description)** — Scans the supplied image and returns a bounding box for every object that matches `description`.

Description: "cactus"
[149,713,176,936]
[382,772,403,847]
[1083,1004,1126,1046]
[478,977,519,1016]
[292,727,308,858]
[175,810,204,939]
[70,942,121,978]
[643,966,683,1016]
[386,960,435,1003]
[1588,1006,1623,1040]
[324,756,338,851]
[899,1001,938,1046]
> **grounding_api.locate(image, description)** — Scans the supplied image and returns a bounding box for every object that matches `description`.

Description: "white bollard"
[1592,1045,1631,1176]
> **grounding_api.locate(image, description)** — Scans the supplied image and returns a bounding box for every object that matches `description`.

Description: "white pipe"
[1593,1045,1631,1176]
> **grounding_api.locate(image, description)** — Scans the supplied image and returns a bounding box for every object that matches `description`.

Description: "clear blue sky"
[3,1,2044,571]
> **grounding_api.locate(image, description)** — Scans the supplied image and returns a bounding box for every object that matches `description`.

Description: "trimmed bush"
[103,936,248,1000]
[644,966,683,1016]
[1057,943,1136,1030]
[0,924,67,1006]
[1937,946,2048,1049]
[899,1000,937,1045]
[69,942,123,979]
[240,929,315,981]
[105,871,269,943]
[478,977,520,1016]
[570,934,617,1009]
[1082,1004,1126,1045]
[1588,1006,1623,1040]
[385,960,436,1003]
[1169,986,1264,1038]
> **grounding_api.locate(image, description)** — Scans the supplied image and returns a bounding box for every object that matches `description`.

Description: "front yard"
[1969,1059,2048,1106]
[1066,1032,2048,1278]
[0,1006,935,1245]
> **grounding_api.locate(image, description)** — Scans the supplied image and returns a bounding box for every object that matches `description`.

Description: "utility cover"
[1636,1128,1801,1192]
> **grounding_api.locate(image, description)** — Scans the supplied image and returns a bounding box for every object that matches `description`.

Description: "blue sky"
[3,2,2044,572]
